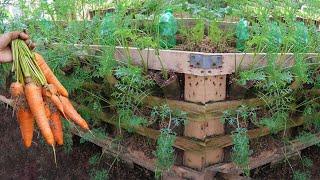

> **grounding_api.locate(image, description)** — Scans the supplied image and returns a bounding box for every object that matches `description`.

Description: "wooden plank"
[77,105,206,151]
[235,53,320,71]
[205,115,305,150]
[145,96,262,115]
[0,96,308,152]
[72,126,207,179]
[0,96,309,152]
[114,47,236,76]
[51,43,236,76]
[209,132,320,174]
[51,44,319,78]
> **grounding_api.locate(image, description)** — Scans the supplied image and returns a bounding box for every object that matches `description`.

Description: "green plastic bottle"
[236,18,249,52]
[100,13,116,37]
[159,9,177,49]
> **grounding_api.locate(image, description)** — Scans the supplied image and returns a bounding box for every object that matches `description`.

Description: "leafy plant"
[62,119,73,154]
[89,154,101,166]
[154,128,176,179]
[89,169,108,180]
[293,171,311,180]
[151,104,188,128]
[111,65,154,130]
[221,105,256,175]
[231,127,250,176]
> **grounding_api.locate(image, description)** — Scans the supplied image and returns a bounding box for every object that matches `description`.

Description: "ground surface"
[0,104,153,180]
[0,103,320,180]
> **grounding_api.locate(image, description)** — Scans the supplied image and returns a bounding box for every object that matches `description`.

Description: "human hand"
[0,31,35,63]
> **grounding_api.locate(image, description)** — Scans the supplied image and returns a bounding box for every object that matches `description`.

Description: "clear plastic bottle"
[236,18,249,52]
[159,9,177,49]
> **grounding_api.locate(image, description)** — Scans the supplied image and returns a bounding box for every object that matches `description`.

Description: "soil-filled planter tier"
[56,43,320,104]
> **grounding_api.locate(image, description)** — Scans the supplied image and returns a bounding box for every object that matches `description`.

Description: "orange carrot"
[42,85,66,119]
[47,84,58,95]
[50,112,64,145]
[10,82,24,98]
[44,101,51,119]
[17,108,34,148]
[50,94,66,118]
[24,81,54,145]
[34,53,69,97]
[59,96,89,130]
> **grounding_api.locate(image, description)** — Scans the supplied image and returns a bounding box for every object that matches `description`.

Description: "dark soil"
[251,146,320,179]
[0,104,153,180]
[175,36,236,53]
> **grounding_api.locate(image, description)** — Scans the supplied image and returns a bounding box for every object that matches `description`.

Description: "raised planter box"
[46,42,320,179]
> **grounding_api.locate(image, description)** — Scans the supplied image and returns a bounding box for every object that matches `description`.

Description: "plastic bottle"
[100,13,116,37]
[236,18,249,52]
[159,9,177,49]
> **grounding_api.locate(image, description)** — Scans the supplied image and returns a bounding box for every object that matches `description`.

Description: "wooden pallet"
[0,95,318,179]
[72,122,320,179]
[46,42,320,178]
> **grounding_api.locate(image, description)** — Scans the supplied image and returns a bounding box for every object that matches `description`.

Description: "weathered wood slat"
[0,95,310,152]
[235,53,320,72]
[209,132,320,174]
[51,43,320,78]
[145,96,262,116]
[71,114,320,177]
[72,125,206,180]
[204,115,305,150]
[77,105,206,151]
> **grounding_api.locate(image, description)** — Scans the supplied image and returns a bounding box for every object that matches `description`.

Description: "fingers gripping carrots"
[10,39,90,150]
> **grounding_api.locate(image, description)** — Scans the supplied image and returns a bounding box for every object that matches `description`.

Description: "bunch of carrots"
[11,39,90,151]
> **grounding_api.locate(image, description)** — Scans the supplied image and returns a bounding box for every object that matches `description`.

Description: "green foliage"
[208,21,223,45]
[238,70,266,86]
[80,128,107,144]
[89,154,101,166]
[221,105,257,127]
[89,169,108,180]
[221,105,254,175]
[111,65,154,130]
[154,128,176,179]
[151,104,188,128]
[179,19,205,44]
[118,109,147,132]
[0,63,11,89]
[297,131,317,144]
[62,119,73,154]
[293,171,311,180]
[301,157,313,169]
[291,156,313,180]
[260,111,289,133]
[231,128,250,176]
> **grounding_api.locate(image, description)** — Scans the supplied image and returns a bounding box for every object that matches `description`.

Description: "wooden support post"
[183,117,225,170]
[183,74,226,170]
[183,149,224,171]
[184,117,224,140]
[184,74,226,104]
